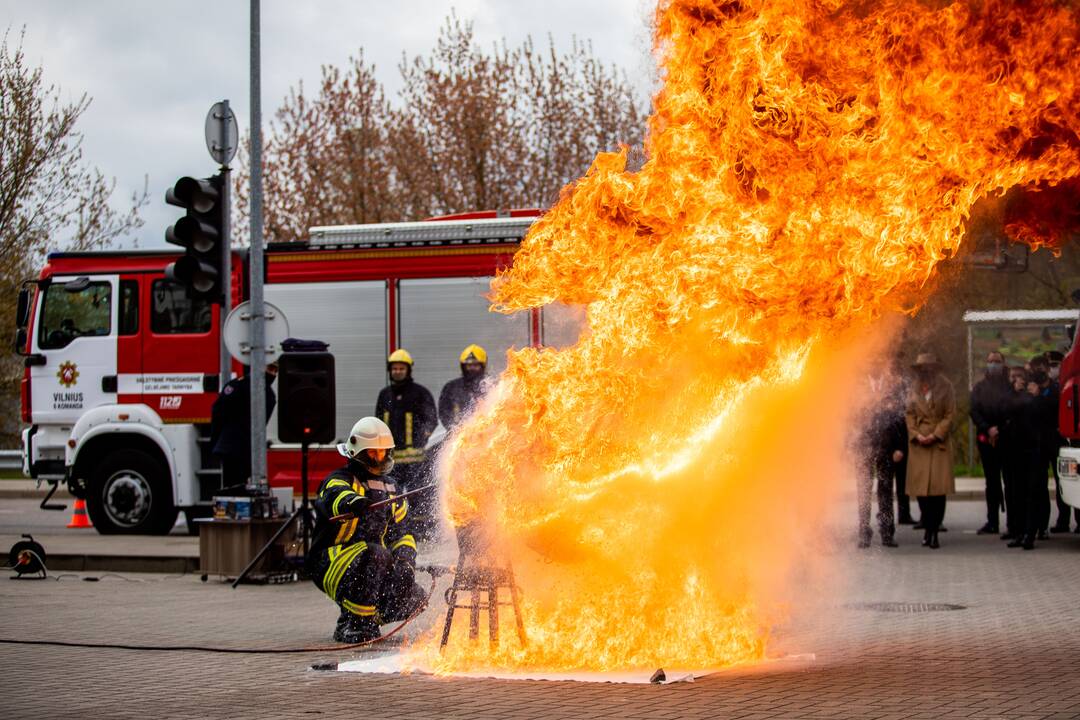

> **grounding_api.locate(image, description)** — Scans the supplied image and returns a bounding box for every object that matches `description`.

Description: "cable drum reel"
[8,535,47,579]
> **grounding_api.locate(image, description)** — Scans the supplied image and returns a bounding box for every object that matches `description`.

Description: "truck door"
[29,275,118,425]
[133,277,219,422]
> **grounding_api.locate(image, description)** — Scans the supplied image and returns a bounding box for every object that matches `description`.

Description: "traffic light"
[164,173,225,302]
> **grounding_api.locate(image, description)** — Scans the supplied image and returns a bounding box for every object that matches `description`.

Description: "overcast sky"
[4,1,657,250]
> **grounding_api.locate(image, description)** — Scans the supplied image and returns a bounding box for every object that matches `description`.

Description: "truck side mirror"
[12,327,27,355]
[15,288,30,328]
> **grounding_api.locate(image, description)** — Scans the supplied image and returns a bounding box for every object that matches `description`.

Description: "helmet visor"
[357,447,395,476]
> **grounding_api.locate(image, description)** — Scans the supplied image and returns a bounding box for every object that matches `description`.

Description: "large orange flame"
[424,0,1080,673]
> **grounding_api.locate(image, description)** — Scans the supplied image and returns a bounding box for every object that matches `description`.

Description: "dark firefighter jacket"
[969,373,1012,441]
[308,462,417,572]
[864,407,907,465]
[438,376,489,430]
[210,375,276,459]
[375,379,437,465]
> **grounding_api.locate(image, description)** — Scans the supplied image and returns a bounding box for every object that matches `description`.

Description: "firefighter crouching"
[376,349,438,537]
[305,417,427,643]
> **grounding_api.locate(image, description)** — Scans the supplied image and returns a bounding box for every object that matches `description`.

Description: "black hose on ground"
[0,566,444,655]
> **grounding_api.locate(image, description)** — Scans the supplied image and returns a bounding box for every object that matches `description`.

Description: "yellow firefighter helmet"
[459,344,488,365]
[387,348,414,366]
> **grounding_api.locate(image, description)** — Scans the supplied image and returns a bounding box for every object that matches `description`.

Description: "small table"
[196,517,296,582]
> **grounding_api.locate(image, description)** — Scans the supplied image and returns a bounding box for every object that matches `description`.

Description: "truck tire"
[85,449,177,535]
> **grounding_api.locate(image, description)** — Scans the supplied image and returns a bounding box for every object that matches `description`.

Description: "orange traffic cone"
[66,499,93,529]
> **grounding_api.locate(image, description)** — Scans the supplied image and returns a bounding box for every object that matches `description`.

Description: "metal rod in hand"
[328,484,436,522]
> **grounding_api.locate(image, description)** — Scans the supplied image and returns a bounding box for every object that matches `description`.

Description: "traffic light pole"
[248,0,268,491]
[219,102,232,395]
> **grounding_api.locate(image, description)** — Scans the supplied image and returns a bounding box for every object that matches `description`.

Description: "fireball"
[428,0,1080,673]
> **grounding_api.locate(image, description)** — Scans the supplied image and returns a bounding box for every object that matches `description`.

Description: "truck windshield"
[38,281,112,349]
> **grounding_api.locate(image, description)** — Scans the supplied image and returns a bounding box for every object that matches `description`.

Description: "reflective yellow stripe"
[383,411,389,425]
[352,480,365,496]
[405,412,413,446]
[323,541,368,599]
[324,542,367,598]
[326,478,351,490]
[391,535,416,553]
[393,500,407,524]
[341,517,359,544]
[334,515,359,544]
[341,599,377,617]
[332,490,360,516]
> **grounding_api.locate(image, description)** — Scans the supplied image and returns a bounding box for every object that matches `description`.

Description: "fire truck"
[13,210,581,534]
[1056,332,1080,511]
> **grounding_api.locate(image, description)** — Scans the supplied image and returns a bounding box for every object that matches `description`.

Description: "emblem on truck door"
[57,361,79,388]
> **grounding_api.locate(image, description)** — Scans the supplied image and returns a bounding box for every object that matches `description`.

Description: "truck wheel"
[85,449,177,535]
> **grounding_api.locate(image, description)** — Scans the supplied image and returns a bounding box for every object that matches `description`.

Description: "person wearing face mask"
[969,351,1012,535]
[438,344,491,431]
[210,362,278,487]
[375,349,438,537]
[305,417,425,643]
[905,353,955,549]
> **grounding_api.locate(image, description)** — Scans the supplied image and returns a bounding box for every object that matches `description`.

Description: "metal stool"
[440,527,526,648]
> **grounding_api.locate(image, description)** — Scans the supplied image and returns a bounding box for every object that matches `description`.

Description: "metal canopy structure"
[962,309,1079,324]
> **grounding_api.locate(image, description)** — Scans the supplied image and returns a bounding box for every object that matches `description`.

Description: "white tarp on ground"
[334,652,816,684]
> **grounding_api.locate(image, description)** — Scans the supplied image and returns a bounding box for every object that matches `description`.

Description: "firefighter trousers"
[307,542,425,621]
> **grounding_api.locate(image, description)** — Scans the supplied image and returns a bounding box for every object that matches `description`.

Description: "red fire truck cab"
[1056,328,1080,511]
[13,211,580,534]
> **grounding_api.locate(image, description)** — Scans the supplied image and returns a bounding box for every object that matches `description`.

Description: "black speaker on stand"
[233,344,335,587]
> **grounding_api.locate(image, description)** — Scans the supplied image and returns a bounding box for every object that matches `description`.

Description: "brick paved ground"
[1,498,1079,719]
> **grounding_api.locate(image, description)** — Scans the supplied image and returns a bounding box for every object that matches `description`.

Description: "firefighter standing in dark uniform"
[210,363,278,486]
[376,349,438,535]
[438,344,490,430]
[306,417,426,643]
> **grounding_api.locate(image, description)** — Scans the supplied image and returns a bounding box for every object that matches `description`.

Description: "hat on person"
[912,352,940,369]
[1047,350,1065,363]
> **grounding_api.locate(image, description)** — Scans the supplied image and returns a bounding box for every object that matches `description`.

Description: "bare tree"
[0,29,147,447]
[241,12,648,241]
[234,52,397,244]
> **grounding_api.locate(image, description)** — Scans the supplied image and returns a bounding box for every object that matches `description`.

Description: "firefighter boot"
[334,611,381,644]
[381,581,428,622]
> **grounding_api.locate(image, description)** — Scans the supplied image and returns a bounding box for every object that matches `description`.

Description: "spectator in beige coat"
[905,352,956,549]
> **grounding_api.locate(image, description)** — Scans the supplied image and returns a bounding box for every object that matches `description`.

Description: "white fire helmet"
[337,417,395,474]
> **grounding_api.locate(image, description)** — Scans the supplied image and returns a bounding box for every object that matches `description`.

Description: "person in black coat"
[438,344,491,431]
[1001,368,1042,550]
[969,351,1012,535]
[375,349,438,535]
[858,390,907,548]
[210,363,278,487]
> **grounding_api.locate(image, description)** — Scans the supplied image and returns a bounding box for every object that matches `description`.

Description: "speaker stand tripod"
[232,441,314,587]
